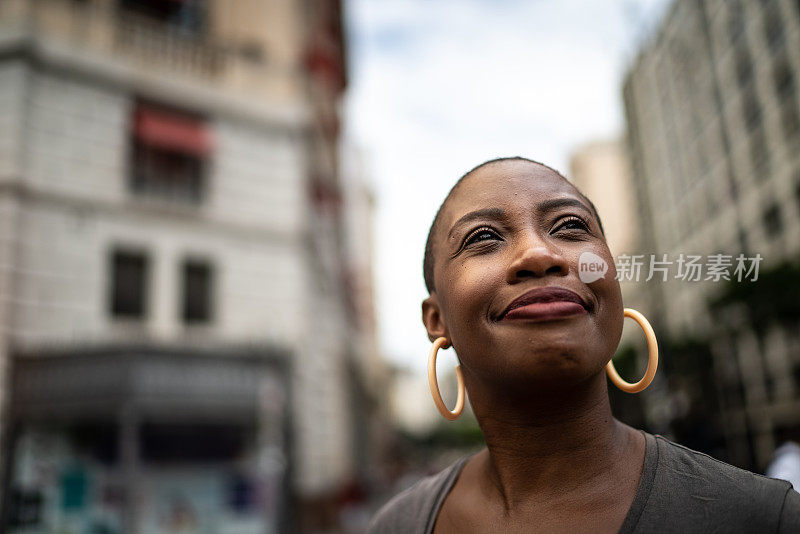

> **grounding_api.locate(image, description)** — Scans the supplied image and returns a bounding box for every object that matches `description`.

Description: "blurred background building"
[569,139,638,258]
[0,0,388,532]
[617,0,800,471]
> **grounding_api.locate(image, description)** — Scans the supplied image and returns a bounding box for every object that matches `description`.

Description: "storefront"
[3,346,292,534]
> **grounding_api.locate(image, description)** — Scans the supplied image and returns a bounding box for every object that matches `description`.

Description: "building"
[0,0,383,532]
[569,139,639,258]
[623,0,800,470]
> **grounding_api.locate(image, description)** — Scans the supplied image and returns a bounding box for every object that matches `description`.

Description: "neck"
[466,370,631,510]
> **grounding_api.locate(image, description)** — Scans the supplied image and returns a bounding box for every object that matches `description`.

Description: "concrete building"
[623,0,800,469]
[569,139,639,258]
[0,0,382,532]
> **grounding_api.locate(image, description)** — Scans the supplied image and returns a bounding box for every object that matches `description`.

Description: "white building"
[0,1,381,532]
[623,0,800,469]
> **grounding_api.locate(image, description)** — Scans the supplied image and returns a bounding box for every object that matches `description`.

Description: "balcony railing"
[114,10,226,79]
[0,0,228,80]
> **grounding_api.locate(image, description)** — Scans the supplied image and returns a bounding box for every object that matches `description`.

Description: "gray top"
[368,431,800,533]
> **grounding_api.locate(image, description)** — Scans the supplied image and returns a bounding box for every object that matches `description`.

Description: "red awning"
[134,107,212,156]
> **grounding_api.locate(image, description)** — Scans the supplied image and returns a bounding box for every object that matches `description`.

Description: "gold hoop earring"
[606,308,659,393]
[428,337,465,420]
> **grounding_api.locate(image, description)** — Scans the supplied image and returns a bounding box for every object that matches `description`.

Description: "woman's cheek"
[451,259,499,323]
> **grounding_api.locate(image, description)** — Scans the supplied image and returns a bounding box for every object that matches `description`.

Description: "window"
[130,102,211,203]
[728,1,745,45]
[738,228,749,252]
[762,6,784,52]
[141,423,246,463]
[794,176,800,217]
[741,87,762,131]
[773,57,795,100]
[182,260,212,323]
[749,125,770,176]
[782,99,800,141]
[728,170,740,201]
[120,0,207,34]
[762,203,783,236]
[734,45,753,90]
[131,144,204,202]
[773,57,800,143]
[110,250,148,318]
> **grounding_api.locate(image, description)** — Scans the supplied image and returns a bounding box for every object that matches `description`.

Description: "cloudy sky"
[343,0,670,372]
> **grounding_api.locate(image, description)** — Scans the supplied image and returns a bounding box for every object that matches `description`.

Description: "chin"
[488,345,601,389]
[502,323,593,353]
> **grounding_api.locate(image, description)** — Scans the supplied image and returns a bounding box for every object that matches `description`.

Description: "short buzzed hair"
[422,156,605,294]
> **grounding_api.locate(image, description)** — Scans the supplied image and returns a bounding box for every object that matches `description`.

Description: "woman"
[369,157,800,533]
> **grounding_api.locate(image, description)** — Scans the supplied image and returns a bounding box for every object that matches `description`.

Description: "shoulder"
[368,456,470,534]
[637,433,800,532]
[653,434,789,495]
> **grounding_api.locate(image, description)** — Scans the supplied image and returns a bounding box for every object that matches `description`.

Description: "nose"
[505,232,569,284]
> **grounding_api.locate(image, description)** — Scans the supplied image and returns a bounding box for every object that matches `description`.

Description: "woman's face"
[423,160,623,392]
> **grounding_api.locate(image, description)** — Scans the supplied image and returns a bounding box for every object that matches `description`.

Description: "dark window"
[141,423,246,463]
[734,45,753,90]
[130,103,209,204]
[749,125,770,176]
[70,423,119,464]
[728,2,745,45]
[728,169,740,200]
[110,250,148,318]
[765,373,776,401]
[131,143,204,202]
[773,57,800,142]
[738,227,749,252]
[782,99,800,141]
[762,203,783,235]
[773,57,795,100]
[119,0,206,34]
[795,176,800,216]
[182,260,212,323]
[794,362,800,393]
[763,6,784,52]
[8,489,43,527]
[741,87,762,130]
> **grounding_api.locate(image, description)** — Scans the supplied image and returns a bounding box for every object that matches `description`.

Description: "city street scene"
[0,0,799,532]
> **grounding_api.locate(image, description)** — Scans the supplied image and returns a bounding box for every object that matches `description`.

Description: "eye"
[463,226,501,247]
[552,216,589,234]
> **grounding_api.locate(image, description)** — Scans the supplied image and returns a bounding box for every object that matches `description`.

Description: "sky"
[343,0,671,372]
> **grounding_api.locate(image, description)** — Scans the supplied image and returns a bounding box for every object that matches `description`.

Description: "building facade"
[623,0,800,469]
[569,139,639,258]
[0,0,382,532]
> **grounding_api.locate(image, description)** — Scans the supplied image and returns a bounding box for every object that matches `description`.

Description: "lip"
[499,286,590,321]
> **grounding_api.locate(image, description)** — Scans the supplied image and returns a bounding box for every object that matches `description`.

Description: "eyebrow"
[448,208,507,239]
[536,197,594,215]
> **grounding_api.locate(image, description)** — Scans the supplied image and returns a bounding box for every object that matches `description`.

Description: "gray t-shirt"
[368,431,800,533]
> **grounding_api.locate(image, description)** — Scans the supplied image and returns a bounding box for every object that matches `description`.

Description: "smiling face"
[422,159,623,393]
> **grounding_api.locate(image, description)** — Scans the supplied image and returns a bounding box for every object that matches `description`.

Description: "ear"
[422,294,449,343]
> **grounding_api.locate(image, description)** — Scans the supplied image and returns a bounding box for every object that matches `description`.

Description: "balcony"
[114,8,225,79]
[0,0,228,80]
